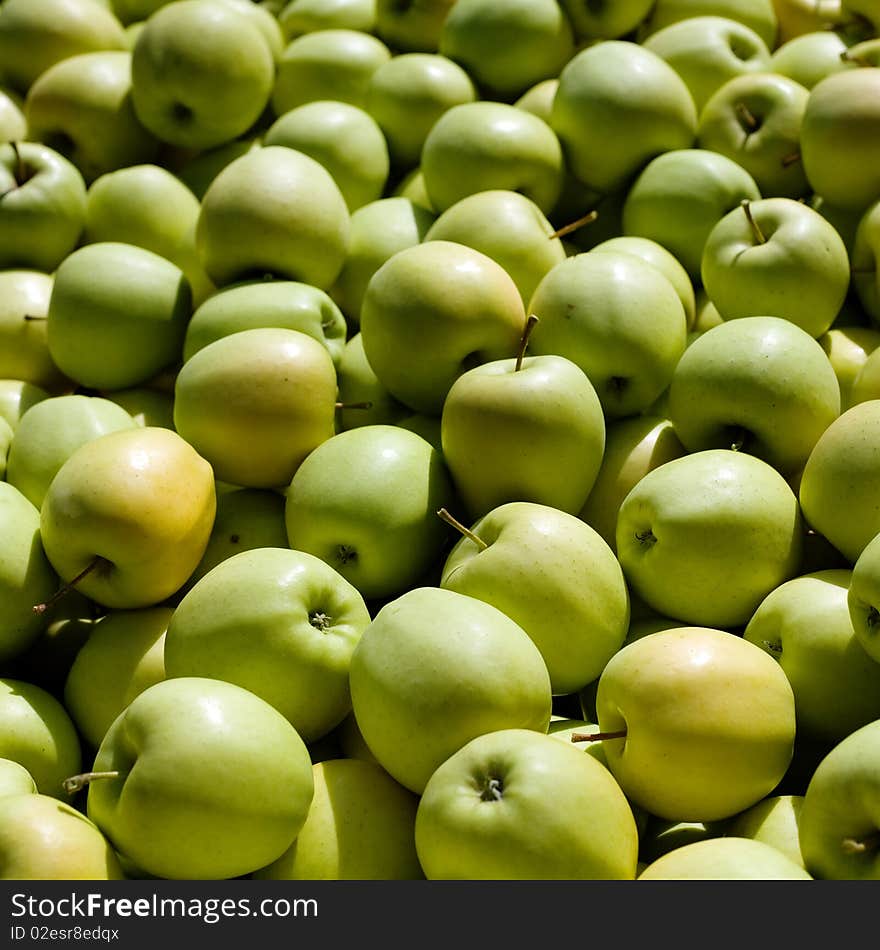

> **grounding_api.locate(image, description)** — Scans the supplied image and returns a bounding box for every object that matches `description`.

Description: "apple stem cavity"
[635,528,657,547]
[436,507,488,551]
[741,200,766,245]
[479,776,504,802]
[570,729,627,743]
[550,209,598,241]
[33,556,107,615]
[62,771,120,795]
[735,102,760,132]
[515,315,539,372]
[781,151,802,168]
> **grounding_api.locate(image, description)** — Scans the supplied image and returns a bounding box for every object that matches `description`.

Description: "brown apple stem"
[335,401,373,410]
[781,151,802,168]
[735,102,759,132]
[841,830,880,855]
[23,314,46,321]
[741,200,766,245]
[550,209,598,241]
[33,556,106,615]
[515,314,539,372]
[840,50,871,66]
[436,507,488,551]
[62,771,120,796]
[570,730,628,743]
[10,141,25,186]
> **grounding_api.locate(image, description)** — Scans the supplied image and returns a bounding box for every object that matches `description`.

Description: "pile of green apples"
[3,0,880,884]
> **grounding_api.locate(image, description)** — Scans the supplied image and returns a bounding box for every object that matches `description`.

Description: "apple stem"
[570,729,627,743]
[62,771,120,795]
[741,200,766,245]
[550,209,598,241]
[780,151,801,168]
[436,507,488,551]
[10,141,26,187]
[33,556,106,615]
[840,50,871,66]
[515,314,539,372]
[335,401,373,410]
[841,830,880,855]
[735,102,759,132]
[23,314,46,322]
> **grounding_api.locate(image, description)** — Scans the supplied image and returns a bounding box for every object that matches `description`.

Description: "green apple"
[697,72,810,200]
[438,0,574,101]
[84,676,315,880]
[798,718,880,879]
[105,386,174,429]
[416,728,638,880]
[667,316,841,476]
[701,197,850,338]
[421,102,565,215]
[0,0,127,95]
[643,16,771,114]
[214,0,284,62]
[800,68,880,211]
[334,333,408,431]
[596,627,797,821]
[579,415,687,553]
[183,280,347,368]
[284,426,456,601]
[24,51,159,184]
[255,758,422,880]
[799,400,880,563]
[196,145,350,290]
[850,348,880,406]
[0,417,11,480]
[639,815,732,864]
[641,0,779,48]
[439,354,606,519]
[0,142,87,273]
[330,197,436,328]
[392,166,434,211]
[745,570,880,742]
[0,381,49,432]
[165,547,371,742]
[769,30,854,89]
[424,190,566,307]
[264,101,389,212]
[638,837,811,879]
[271,29,391,115]
[850,198,880,323]
[559,0,655,40]
[374,0,456,52]
[550,40,697,197]
[773,0,844,42]
[63,606,170,751]
[514,78,557,122]
[130,0,275,150]
[279,0,377,39]
[174,135,261,201]
[728,794,806,867]
[616,449,803,627]
[527,251,688,418]
[820,326,880,410]
[174,328,337,490]
[359,241,526,415]
[46,242,190,392]
[0,678,81,798]
[0,270,66,390]
[440,502,629,696]
[0,87,26,142]
[7,394,137,508]
[847,530,880,662]
[0,793,123,880]
[349,587,552,793]
[365,53,476,171]
[39,426,216,609]
[622,147,761,281]
[0,759,36,798]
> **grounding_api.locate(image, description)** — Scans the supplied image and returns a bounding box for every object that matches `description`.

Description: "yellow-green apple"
[165,547,371,742]
[130,0,275,150]
[820,326,880,410]
[214,0,284,61]
[850,198,880,323]
[0,793,124,880]
[799,400,880,562]
[527,251,688,418]
[195,145,350,290]
[63,606,169,750]
[772,0,844,41]
[254,758,423,880]
[392,166,433,211]
[559,0,655,40]
[373,0,456,52]
[841,0,880,33]
[0,87,25,142]
[174,327,337,490]
[0,760,35,798]
[729,794,806,867]
[0,381,49,431]
[701,198,850,338]
[24,51,159,184]
[279,0,377,38]
[0,0,127,95]
[439,502,629,695]
[105,386,174,429]
[847,530,880,662]
[0,142,87,273]
[83,676,315,880]
[365,53,476,171]
[514,78,557,121]
[622,148,761,281]
[745,570,880,742]
[850,348,880,406]
[421,102,564,215]
[638,837,811,879]
[439,354,606,518]
[0,678,81,798]
[0,271,66,390]
[595,627,797,821]
[284,426,455,601]
[46,242,191,392]
[424,190,566,307]
[616,449,802,626]
[349,587,552,793]
[415,728,638,880]
[438,0,574,101]
[7,394,136,508]
[271,29,391,115]
[642,0,779,47]
[334,333,408,431]
[0,483,57,663]
[639,816,731,863]
[175,135,261,200]
[0,417,11,480]
[359,241,525,415]
[39,426,216,609]
[697,72,810,199]
[769,29,853,88]
[667,316,841,476]
[798,718,880,879]
[183,280,347,368]
[550,40,697,196]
